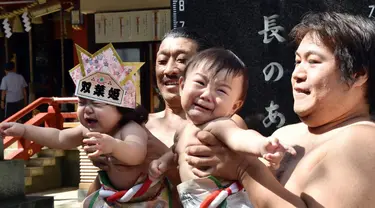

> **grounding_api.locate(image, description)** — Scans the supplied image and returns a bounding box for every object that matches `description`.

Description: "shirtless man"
[146,28,247,148]
[185,12,375,207]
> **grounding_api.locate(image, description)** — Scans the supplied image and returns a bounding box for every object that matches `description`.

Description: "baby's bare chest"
[175,125,202,154]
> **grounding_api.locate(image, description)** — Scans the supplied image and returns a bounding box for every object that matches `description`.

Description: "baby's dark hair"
[182,48,249,102]
[116,105,148,126]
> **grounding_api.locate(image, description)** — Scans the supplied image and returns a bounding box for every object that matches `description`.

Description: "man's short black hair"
[4,62,14,71]
[163,27,215,52]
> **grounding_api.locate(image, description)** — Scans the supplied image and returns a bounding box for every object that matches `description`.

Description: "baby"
[0,44,172,208]
[149,48,295,207]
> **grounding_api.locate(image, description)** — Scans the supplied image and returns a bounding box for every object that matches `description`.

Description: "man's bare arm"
[238,155,307,208]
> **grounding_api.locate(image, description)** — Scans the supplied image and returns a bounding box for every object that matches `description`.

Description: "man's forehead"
[298,33,330,51]
[158,37,198,55]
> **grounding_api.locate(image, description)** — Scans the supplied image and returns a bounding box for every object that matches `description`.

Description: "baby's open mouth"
[85,118,98,124]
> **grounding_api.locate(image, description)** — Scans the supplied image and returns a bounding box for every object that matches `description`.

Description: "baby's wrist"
[20,123,27,138]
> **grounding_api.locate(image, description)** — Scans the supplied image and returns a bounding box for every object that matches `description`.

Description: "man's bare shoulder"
[273,122,305,135]
[271,122,306,143]
[145,111,165,128]
[148,111,165,119]
[331,121,375,152]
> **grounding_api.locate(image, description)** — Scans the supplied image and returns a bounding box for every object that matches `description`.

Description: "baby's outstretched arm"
[83,122,147,166]
[0,122,85,149]
[203,119,296,157]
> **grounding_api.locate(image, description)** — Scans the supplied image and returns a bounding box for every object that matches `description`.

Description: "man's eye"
[157,60,167,65]
[176,58,186,64]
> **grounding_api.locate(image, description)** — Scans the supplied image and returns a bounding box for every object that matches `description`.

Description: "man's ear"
[352,69,368,88]
[179,76,185,96]
[231,100,244,114]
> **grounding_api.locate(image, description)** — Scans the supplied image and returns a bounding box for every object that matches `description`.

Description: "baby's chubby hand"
[83,132,116,158]
[261,137,296,169]
[148,159,169,181]
[0,122,25,138]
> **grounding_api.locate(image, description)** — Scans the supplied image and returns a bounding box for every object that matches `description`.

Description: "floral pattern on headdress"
[69,44,144,109]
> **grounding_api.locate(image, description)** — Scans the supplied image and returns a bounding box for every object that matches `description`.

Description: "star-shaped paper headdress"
[69,43,144,108]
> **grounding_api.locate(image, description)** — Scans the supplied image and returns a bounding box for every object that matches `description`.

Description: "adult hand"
[185,130,247,181]
[90,155,110,171]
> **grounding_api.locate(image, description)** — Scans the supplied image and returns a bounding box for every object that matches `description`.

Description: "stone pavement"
[29,187,81,208]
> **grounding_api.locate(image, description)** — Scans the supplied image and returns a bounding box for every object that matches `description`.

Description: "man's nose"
[164,59,180,75]
[292,63,307,83]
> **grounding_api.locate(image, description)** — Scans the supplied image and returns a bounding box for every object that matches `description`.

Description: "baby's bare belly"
[105,164,164,202]
[178,152,199,182]
[106,164,144,190]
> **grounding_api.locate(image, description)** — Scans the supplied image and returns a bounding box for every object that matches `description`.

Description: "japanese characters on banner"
[78,72,124,106]
[95,9,171,43]
[259,14,286,129]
